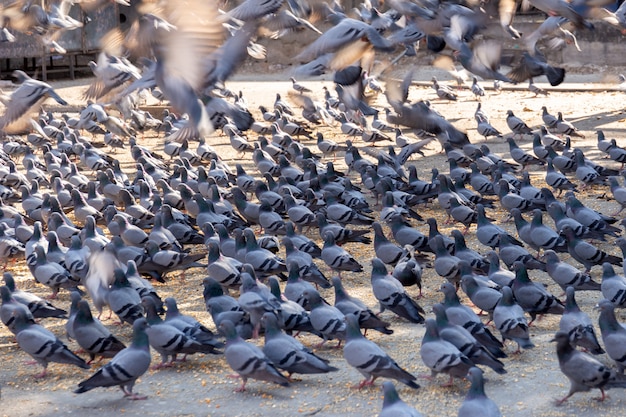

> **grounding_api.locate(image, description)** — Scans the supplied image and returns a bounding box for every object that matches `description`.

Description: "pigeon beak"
[549,337,557,343]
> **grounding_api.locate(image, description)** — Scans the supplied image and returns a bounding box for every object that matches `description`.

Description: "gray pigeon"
[420,318,473,386]
[220,319,289,392]
[332,276,393,335]
[432,304,506,375]
[321,232,363,278]
[107,268,144,325]
[553,330,626,405]
[511,261,564,323]
[440,282,505,356]
[304,289,346,347]
[371,258,425,324]
[597,299,626,373]
[562,226,622,273]
[1,285,35,335]
[378,381,424,417]
[12,308,89,378]
[3,272,67,318]
[163,297,223,350]
[73,299,126,362]
[457,367,502,417]
[144,297,220,367]
[544,250,601,292]
[559,287,604,355]
[493,286,534,353]
[343,315,419,389]
[261,313,338,377]
[601,262,626,307]
[75,318,151,400]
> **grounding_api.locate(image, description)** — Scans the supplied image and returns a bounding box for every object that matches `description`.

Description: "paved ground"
[3,65,626,416]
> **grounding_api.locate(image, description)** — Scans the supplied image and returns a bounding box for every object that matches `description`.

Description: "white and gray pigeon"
[597,299,626,373]
[220,319,289,392]
[0,70,68,129]
[493,286,534,353]
[371,258,425,324]
[420,318,473,387]
[559,287,604,355]
[261,312,338,377]
[12,308,89,378]
[457,367,502,417]
[553,330,626,405]
[75,318,151,400]
[343,314,420,389]
[72,299,126,363]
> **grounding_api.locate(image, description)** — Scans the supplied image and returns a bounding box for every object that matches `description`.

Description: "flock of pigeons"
[4,0,626,415]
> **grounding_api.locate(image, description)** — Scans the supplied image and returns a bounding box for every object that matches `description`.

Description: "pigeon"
[506,110,533,138]
[261,312,337,377]
[601,262,626,307]
[432,303,506,375]
[321,232,363,278]
[220,319,289,392]
[439,282,505,356]
[163,297,222,350]
[143,297,219,367]
[493,287,534,353]
[3,272,67,318]
[107,268,144,325]
[373,222,406,265]
[561,226,622,272]
[553,330,626,405]
[370,258,425,324]
[1,285,35,335]
[72,299,127,362]
[431,235,462,287]
[420,318,474,387]
[75,318,151,400]
[266,276,312,333]
[597,299,626,373]
[544,250,601,292]
[0,70,68,129]
[343,314,419,389]
[559,287,604,355]
[511,261,564,323]
[457,367,502,417]
[31,245,78,298]
[303,289,346,348]
[332,276,393,335]
[378,381,424,417]
[12,308,89,378]
[529,209,566,253]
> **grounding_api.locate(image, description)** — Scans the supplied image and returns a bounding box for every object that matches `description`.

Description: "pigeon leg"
[33,366,48,379]
[594,388,607,402]
[234,377,248,392]
[441,375,455,387]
